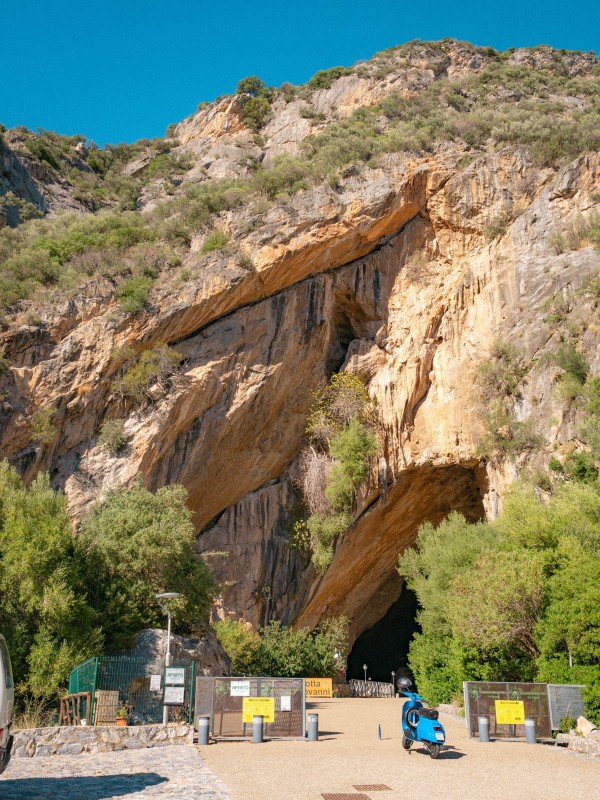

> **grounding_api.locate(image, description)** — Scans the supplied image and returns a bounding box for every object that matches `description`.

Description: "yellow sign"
[495,700,525,725]
[242,697,275,723]
[305,678,333,699]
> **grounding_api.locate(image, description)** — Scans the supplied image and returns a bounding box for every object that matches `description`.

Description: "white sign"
[165,667,185,685]
[280,695,291,712]
[164,685,185,705]
[230,681,251,697]
[150,674,162,691]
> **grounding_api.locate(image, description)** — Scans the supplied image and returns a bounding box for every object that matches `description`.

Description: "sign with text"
[230,681,251,697]
[150,674,162,691]
[305,678,333,699]
[164,685,185,705]
[242,697,275,723]
[165,667,185,685]
[280,695,291,712]
[495,700,525,725]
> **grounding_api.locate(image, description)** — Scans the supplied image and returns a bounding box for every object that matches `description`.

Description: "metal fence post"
[253,715,264,743]
[478,716,490,742]
[91,657,99,726]
[198,715,210,745]
[525,718,537,743]
[188,661,195,725]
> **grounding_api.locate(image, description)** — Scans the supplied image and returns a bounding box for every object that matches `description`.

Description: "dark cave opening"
[346,583,420,683]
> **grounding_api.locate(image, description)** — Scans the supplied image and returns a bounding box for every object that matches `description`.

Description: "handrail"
[349,679,394,698]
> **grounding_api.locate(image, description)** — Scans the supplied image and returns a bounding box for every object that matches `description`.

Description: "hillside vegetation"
[1,40,599,315]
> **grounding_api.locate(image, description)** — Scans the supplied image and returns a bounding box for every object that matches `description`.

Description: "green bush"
[240,96,272,131]
[97,418,128,453]
[117,275,153,313]
[81,480,216,650]
[201,229,230,254]
[215,616,349,677]
[236,76,266,96]
[399,486,600,708]
[111,345,181,404]
[0,464,101,704]
[30,406,57,445]
[308,66,354,90]
[554,343,589,385]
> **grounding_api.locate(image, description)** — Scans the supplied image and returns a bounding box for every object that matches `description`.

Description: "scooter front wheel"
[427,742,441,759]
[401,734,412,751]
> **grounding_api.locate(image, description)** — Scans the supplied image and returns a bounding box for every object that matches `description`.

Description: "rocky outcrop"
[1,43,600,651]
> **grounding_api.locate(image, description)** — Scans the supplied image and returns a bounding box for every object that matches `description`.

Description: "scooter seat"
[417,708,439,720]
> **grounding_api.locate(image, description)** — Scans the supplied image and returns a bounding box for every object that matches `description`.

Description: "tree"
[235,76,266,97]
[0,463,101,702]
[80,481,215,650]
[214,618,261,675]
[214,616,349,678]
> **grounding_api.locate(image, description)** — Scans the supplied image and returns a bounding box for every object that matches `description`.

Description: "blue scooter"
[398,678,445,759]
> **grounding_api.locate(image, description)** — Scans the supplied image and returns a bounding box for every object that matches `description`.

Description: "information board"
[165,667,185,685]
[305,678,332,698]
[150,674,162,691]
[242,697,275,723]
[495,700,525,725]
[230,681,251,696]
[164,685,185,705]
[280,695,291,712]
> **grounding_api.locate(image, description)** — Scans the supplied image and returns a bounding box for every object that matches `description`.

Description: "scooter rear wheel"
[427,742,441,759]
[401,734,412,750]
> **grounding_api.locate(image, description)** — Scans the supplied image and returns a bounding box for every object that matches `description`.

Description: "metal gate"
[464,681,552,739]
[195,677,306,739]
[69,655,195,725]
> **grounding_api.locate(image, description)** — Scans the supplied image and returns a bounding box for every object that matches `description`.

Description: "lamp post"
[156,592,182,725]
[363,663,368,682]
[391,671,396,696]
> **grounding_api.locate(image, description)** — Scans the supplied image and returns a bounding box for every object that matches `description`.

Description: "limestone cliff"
[1,40,600,649]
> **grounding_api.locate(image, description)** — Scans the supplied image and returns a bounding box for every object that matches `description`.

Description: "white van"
[0,634,14,774]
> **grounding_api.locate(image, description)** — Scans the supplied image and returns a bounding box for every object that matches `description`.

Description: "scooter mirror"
[397,677,412,690]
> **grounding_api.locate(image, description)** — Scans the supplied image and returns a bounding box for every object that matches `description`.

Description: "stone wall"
[556,731,600,758]
[12,724,194,758]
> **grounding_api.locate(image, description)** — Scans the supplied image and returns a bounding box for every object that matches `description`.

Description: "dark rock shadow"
[0,771,167,799]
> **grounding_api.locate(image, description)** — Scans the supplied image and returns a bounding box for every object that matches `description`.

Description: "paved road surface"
[0,746,229,800]
[1,699,598,800]
[201,697,599,800]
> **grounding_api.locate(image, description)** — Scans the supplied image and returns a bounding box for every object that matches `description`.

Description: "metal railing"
[349,679,394,697]
[68,655,194,725]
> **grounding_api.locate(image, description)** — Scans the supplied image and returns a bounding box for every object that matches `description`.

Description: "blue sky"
[2,0,599,146]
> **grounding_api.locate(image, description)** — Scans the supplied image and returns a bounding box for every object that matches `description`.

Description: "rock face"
[1,43,600,651]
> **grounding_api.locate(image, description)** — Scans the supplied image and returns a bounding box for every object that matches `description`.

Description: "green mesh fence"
[68,654,195,725]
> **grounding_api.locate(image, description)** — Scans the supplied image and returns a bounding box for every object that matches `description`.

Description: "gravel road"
[200,697,599,800]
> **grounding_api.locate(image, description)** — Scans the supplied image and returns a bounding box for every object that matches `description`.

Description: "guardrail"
[349,679,394,698]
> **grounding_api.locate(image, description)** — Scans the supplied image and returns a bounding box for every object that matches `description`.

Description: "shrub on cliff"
[296,373,378,572]
[111,344,181,404]
[235,75,273,131]
[308,66,354,90]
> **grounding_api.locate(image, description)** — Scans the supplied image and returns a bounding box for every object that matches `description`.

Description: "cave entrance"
[346,583,419,683]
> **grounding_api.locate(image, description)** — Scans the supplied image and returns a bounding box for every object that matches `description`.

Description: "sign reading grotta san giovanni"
[305,678,332,698]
